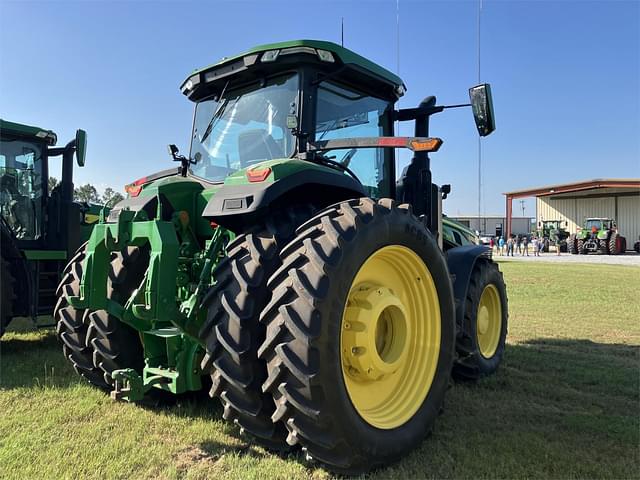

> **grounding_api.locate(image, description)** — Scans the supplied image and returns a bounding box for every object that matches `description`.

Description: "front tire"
[452,260,508,381]
[259,198,455,474]
[567,234,576,254]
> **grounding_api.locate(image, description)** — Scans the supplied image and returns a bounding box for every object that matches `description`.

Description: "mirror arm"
[441,103,471,110]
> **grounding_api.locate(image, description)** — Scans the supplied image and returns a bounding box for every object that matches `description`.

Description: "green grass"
[1,262,638,479]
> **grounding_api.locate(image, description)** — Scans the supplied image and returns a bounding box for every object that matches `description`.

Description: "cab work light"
[317,49,335,63]
[261,50,280,62]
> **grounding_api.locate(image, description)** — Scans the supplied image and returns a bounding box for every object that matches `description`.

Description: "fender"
[107,193,175,223]
[202,169,365,230]
[446,244,492,334]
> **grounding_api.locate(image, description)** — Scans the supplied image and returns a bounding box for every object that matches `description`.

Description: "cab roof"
[0,119,57,145]
[181,39,405,101]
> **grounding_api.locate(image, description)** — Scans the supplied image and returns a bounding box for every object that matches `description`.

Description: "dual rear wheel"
[55,197,506,473]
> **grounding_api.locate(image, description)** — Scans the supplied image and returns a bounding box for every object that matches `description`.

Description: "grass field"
[1,262,639,479]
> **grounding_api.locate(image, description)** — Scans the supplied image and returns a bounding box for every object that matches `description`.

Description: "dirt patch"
[175,445,222,471]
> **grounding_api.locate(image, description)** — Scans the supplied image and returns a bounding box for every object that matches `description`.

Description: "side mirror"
[168,144,179,156]
[469,83,495,137]
[75,129,87,166]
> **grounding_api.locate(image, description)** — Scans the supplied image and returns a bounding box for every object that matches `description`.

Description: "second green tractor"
[55,40,508,473]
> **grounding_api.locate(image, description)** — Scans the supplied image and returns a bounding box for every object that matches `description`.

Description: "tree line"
[48,177,125,208]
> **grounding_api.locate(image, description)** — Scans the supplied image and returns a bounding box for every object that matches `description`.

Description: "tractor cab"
[0,120,54,242]
[171,40,494,236]
[181,40,401,202]
[0,119,88,326]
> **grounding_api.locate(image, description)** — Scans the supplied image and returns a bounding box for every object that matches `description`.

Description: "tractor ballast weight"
[55,40,507,473]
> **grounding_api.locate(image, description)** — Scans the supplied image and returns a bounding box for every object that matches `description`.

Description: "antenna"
[396,0,400,76]
[477,0,482,227]
[341,17,344,47]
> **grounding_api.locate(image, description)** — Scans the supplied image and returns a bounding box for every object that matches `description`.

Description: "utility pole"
[519,199,526,217]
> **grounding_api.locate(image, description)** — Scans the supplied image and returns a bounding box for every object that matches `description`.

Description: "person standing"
[506,236,513,256]
[489,236,495,253]
[498,236,505,256]
[554,230,561,256]
[515,234,522,255]
[532,236,539,256]
[522,235,529,256]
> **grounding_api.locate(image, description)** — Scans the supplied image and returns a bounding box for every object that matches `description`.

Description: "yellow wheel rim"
[340,245,441,430]
[476,284,502,358]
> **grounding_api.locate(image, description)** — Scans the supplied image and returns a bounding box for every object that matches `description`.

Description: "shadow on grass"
[2,329,638,477]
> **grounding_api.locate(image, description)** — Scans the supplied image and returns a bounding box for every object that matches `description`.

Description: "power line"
[477,0,482,227]
[395,0,400,177]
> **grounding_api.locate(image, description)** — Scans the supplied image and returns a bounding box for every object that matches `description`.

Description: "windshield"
[585,219,603,230]
[315,81,393,198]
[0,137,44,239]
[190,73,299,182]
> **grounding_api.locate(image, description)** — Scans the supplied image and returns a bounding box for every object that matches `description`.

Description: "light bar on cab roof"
[309,136,443,152]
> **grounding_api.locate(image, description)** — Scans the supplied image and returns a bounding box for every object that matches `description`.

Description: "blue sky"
[1,0,638,217]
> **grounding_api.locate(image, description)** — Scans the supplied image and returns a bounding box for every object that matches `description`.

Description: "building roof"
[450,214,533,219]
[503,178,640,198]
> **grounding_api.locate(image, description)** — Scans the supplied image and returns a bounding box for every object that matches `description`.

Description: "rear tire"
[55,245,146,390]
[55,244,110,389]
[259,198,455,474]
[452,260,508,381]
[608,232,620,255]
[199,206,314,450]
[86,247,147,387]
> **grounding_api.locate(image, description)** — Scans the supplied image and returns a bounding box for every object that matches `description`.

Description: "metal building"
[504,179,640,246]
[449,215,533,237]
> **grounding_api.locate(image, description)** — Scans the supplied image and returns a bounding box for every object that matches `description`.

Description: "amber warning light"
[124,177,147,197]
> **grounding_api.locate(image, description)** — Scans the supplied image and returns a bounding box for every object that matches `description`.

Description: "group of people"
[489,234,553,257]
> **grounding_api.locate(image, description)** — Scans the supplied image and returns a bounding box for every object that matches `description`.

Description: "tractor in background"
[54,40,508,473]
[0,119,94,336]
[567,217,626,255]
[536,219,569,252]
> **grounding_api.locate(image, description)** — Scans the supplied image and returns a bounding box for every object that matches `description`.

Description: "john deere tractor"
[536,219,569,252]
[54,40,508,473]
[567,217,626,255]
[0,120,93,336]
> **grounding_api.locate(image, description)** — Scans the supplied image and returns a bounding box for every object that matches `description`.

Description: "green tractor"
[567,217,627,255]
[54,40,508,473]
[0,119,95,336]
[536,219,569,252]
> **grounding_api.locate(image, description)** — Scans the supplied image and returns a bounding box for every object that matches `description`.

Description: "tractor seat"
[238,129,283,167]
